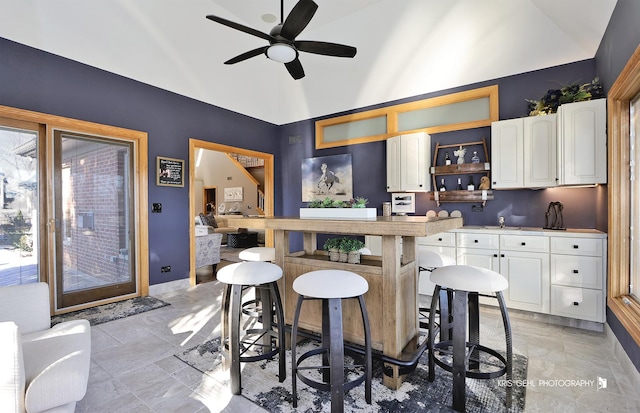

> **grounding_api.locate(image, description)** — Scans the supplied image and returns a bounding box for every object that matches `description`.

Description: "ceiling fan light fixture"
[266,43,297,63]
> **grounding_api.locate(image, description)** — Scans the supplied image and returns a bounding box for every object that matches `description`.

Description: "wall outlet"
[472,204,484,212]
[152,203,162,213]
[161,266,171,273]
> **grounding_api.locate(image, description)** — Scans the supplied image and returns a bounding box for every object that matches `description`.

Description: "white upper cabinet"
[557,98,607,185]
[491,114,556,189]
[386,132,430,192]
[491,118,523,188]
[524,114,557,187]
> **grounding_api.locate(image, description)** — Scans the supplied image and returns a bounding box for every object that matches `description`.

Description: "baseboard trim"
[149,278,191,296]
[606,323,640,396]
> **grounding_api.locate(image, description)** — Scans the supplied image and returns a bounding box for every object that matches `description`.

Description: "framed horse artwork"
[301,154,353,202]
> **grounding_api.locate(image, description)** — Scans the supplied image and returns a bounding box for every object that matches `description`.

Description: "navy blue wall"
[0,37,280,285]
[279,60,601,231]
[595,0,640,375]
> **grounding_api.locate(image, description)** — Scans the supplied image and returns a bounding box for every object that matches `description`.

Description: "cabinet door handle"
[521,242,526,246]
[573,269,579,274]
[474,240,479,243]
[573,301,580,306]
[493,254,498,257]
[501,254,505,258]
[573,245,579,249]
[438,238,443,241]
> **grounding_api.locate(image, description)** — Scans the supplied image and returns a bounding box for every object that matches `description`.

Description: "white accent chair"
[0,282,91,413]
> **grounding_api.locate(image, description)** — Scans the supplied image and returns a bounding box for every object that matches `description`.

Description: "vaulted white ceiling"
[0,0,617,125]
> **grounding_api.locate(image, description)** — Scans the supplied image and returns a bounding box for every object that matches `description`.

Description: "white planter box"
[299,208,377,220]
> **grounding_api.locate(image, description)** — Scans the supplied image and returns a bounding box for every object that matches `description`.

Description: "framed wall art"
[224,186,243,202]
[157,156,184,187]
[301,154,353,202]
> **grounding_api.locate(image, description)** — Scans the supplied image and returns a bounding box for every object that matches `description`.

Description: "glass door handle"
[48,219,56,233]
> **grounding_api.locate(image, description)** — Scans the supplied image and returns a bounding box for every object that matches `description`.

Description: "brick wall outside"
[63,145,128,282]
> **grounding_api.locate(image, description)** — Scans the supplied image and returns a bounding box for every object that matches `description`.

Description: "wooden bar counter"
[224,215,462,388]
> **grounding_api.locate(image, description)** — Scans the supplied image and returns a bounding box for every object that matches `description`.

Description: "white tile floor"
[76,280,640,412]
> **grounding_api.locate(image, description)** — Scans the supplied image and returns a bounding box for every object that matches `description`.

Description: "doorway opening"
[189,139,274,286]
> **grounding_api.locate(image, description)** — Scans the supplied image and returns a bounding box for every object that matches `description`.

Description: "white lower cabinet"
[549,236,606,322]
[499,234,550,313]
[456,232,500,306]
[452,229,605,323]
[500,250,550,313]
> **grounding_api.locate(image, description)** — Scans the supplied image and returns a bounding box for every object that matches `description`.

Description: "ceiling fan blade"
[280,0,318,40]
[285,58,305,80]
[206,15,273,42]
[224,47,268,65]
[295,41,357,58]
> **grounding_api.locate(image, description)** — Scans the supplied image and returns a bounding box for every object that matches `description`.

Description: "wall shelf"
[429,189,494,205]
[430,138,492,207]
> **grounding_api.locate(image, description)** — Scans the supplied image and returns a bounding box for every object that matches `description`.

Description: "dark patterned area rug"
[175,338,527,412]
[51,296,170,326]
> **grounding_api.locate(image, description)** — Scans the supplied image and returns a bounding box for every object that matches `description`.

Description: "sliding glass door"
[0,118,40,287]
[53,130,136,308]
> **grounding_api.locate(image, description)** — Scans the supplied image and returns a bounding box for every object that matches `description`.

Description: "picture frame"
[301,154,353,202]
[157,156,184,187]
[391,192,415,214]
[224,186,243,202]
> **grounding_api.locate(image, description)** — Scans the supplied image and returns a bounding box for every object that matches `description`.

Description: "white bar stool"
[217,261,286,395]
[291,270,372,413]
[238,246,275,262]
[418,250,455,331]
[237,247,276,318]
[427,265,513,412]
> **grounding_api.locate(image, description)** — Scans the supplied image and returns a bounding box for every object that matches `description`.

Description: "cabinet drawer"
[550,285,604,322]
[551,255,603,289]
[417,232,456,247]
[500,234,549,253]
[550,237,603,256]
[456,232,499,249]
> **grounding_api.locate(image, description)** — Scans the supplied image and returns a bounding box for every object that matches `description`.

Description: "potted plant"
[300,196,376,219]
[340,237,366,264]
[323,237,342,262]
[350,196,369,208]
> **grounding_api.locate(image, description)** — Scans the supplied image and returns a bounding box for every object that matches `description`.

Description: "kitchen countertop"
[452,226,607,237]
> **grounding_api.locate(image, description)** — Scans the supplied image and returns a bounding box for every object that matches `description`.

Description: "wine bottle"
[439,178,447,192]
[444,151,451,165]
[467,176,475,191]
[456,178,463,190]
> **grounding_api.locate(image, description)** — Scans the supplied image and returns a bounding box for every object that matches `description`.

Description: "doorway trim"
[189,139,275,286]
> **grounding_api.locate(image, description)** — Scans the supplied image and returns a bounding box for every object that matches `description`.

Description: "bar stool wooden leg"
[220,285,231,371]
[452,290,468,412]
[269,281,286,382]
[291,295,304,408]
[229,283,243,395]
[328,297,345,413]
[427,285,440,382]
[358,295,372,404]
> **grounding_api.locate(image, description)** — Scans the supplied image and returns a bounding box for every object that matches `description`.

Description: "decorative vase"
[347,251,361,264]
[329,248,340,262]
[339,251,348,263]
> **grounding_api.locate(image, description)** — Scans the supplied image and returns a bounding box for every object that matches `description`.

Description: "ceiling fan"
[206,0,357,80]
